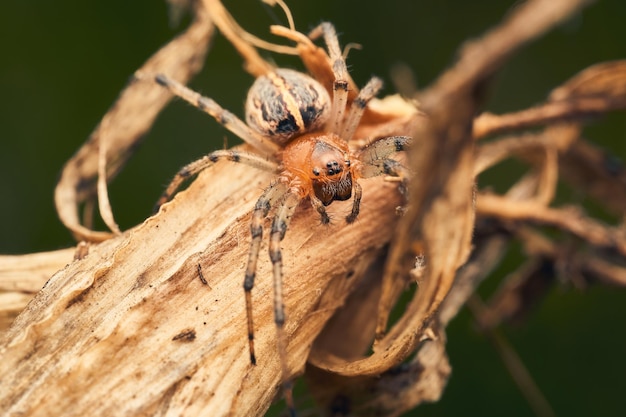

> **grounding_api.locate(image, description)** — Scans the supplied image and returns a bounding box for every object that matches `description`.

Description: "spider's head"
[310,142,352,205]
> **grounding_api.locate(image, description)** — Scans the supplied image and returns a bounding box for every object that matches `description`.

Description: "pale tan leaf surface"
[0,248,75,331]
[3,0,626,416]
[1,159,406,416]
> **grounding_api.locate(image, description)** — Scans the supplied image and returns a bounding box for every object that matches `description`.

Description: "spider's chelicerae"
[154,21,409,409]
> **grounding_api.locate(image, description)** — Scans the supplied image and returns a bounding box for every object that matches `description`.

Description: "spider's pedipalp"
[244,181,289,365]
[346,180,363,224]
[155,74,280,155]
[308,192,332,224]
[342,76,384,141]
[309,23,349,136]
[154,150,278,211]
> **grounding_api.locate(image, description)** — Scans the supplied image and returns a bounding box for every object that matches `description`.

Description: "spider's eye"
[325,160,342,176]
[313,168,320,176]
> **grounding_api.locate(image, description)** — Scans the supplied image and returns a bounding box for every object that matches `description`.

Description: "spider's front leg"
[358,135,412,199]
[268,191,300,415]
[243,183,300,415]
[154,150,278,211]
[243,181,288,365]
[358,136,411,178]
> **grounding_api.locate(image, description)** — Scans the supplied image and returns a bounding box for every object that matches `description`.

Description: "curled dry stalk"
[1,0,626,416]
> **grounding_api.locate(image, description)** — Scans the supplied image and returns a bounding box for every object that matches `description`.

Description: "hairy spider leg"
[308,192,331,224]
[358,136,411,201]
[154,150,278,210]
[346,181,363,224]
[358,135,412,180]
[341,76,383,222]
[359,136,411,165]
[244,182,301,416]
[244,181,289,365]
[309,23,349,136]
[342,76,383,141]
[268,191,300,417]
[155,74,280,155]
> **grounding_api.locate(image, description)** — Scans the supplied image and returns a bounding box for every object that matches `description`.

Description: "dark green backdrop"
[1,1,625,416]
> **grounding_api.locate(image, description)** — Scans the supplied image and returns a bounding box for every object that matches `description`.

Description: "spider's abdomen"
[245,68,331,145]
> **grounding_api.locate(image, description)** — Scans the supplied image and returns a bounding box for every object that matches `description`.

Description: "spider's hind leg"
[155,150,278,211]
[154,74,280,155]
[342,77,383,142]
[308,22,350,135]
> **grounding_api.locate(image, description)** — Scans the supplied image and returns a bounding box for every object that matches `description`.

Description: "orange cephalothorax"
[281,132,354,205]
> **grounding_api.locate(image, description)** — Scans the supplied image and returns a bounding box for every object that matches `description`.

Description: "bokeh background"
[1,0,625,416]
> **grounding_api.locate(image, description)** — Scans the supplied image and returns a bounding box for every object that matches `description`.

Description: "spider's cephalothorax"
[280,132,355,222]
[154,20,410,413]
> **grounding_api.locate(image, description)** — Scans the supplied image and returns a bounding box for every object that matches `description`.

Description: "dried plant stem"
[3,0,626,416]
[0,161,404,416]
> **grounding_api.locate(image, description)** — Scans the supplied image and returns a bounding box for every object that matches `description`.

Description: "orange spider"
[154,21,409,414]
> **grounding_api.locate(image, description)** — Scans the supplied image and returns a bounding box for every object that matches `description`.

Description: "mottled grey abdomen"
[245,68,331,145]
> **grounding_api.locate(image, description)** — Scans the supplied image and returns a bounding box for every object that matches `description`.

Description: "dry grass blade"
[53,4,214,242]
[309,0,592,378]
[0,156,409,415]
[3,0,626,415]
[474,60,626,139]
[0,249,76,332]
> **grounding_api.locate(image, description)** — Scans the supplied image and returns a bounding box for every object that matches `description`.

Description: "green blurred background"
[1,0,625,416]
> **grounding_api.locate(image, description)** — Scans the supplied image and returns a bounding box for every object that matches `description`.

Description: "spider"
[154,21,409,412]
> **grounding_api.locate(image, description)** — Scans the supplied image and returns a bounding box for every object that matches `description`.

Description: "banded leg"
[346,180,363,224]
[309,22,349,136]
[342,77,383,141]
[359,136,411,197]
[244,181,288,365]
[358,136,411,165]
[155,74,280,155]
[360,158,410,180]
[155,150,278,210]
[308,194,331,224]
[269,192,300,416]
